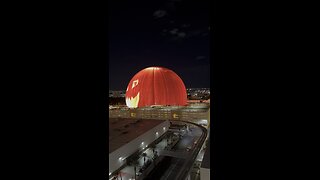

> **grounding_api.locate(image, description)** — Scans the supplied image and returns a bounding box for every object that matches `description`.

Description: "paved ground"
[144,125,204,180]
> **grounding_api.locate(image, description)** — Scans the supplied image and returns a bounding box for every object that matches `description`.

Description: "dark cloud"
[153,10,167,18]
[170,28,179,34]
[182,24,191,28]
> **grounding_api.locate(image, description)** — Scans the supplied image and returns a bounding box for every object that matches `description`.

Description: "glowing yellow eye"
[132,79,139,89]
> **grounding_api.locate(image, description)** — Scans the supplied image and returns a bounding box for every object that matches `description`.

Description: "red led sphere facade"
[125,67,187,108]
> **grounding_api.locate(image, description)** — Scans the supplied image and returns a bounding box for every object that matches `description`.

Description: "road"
[144,122,207,180]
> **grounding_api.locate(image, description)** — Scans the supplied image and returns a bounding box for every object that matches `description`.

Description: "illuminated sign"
[173,113,179,119]
[130,112,136,117]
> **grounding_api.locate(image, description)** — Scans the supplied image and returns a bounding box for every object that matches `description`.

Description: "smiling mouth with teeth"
[126,92,140,108]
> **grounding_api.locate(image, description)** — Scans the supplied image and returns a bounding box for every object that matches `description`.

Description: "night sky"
[108,0,210,90]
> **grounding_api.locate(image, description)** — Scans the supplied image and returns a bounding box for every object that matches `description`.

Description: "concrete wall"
[109,120,170,173]
[109,106,210,123]
[200,168,210,180]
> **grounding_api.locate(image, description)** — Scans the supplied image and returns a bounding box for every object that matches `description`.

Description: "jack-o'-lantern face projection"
[125,67,187,108]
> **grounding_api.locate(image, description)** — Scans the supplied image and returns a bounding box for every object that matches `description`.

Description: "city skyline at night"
[108,1,210,179]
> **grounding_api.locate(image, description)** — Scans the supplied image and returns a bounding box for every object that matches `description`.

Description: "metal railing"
[170,120,208,180]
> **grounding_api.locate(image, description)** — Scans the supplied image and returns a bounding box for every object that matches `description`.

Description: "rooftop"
[109,118,165,153]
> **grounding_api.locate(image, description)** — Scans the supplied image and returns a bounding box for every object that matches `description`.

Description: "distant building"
[109,90,126,98]
[186,88,210,100]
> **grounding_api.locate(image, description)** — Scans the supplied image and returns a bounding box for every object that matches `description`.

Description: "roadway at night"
[145,121,207,180]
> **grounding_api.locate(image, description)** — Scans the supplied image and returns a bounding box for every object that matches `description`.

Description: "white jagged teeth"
[126,92,140,108]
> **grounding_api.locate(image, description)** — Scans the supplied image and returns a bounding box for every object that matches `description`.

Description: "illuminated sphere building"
[125,67,187,108]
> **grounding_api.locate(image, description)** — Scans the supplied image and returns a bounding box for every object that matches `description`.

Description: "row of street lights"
[110,126,169,180]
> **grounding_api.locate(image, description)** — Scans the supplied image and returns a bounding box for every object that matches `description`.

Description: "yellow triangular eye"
[132,79,139,89]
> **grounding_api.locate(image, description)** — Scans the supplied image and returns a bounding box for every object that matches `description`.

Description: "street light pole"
[134,165,136,180]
